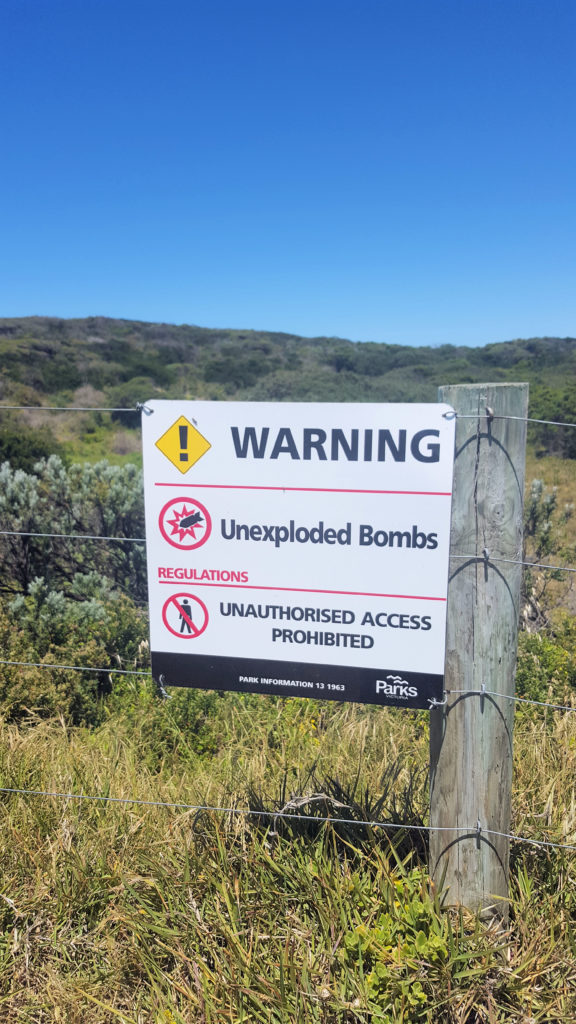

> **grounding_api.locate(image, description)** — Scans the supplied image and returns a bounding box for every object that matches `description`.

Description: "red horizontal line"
[156,580,446,601]
[155,483,452,496]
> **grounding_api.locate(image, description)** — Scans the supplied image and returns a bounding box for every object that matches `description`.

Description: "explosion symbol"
[158,497,212,550]
[167,503,204,543]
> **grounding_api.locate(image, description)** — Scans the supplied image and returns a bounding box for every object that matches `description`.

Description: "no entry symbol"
[158,497,212,550]
[162,593,209,639]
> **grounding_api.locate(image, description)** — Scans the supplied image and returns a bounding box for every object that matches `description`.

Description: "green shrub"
[105,679,224,767]
[339,859,512,1021]
[516,619,576,705]
[0,423,63,471]
[0,577,148,725]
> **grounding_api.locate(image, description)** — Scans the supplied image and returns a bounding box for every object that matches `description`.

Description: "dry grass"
[0,450,574,1020]
[0,695,575,1022]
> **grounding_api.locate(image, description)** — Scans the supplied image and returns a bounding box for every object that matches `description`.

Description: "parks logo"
[376,675,418,699]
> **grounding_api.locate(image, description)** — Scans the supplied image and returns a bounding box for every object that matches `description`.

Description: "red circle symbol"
[158,497,212,550]
[162,593,209,639]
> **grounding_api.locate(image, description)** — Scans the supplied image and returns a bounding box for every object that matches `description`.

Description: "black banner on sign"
[151,652,443,709]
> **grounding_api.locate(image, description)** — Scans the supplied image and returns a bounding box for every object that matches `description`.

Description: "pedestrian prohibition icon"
[162,593,209,639]
[158,497,212,550]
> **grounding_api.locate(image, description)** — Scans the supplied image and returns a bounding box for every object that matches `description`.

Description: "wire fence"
[1,783,575,853]
[442,409,576,429]
[1,401,576,854]
[0,403,150,413]
[0,658,149,676]
[0,530,146,543]
[1,659,576,714]
[1,402,575,429]
[3,531,576,576]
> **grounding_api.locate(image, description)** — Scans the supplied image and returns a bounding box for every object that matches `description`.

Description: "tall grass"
[0,454,574,1020]
[1,691,576,1021]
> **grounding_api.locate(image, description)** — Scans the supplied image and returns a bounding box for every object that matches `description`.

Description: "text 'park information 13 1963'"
[142,401,455,708]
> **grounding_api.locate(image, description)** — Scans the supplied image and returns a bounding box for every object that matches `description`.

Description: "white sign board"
[142,401,455,708]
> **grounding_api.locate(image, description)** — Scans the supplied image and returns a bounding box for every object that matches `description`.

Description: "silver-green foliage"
[0,457,149,723]
[0,456,146,600]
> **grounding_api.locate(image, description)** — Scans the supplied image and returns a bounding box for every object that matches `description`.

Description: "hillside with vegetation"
[1,316,576,466]
[0,316,575,1021]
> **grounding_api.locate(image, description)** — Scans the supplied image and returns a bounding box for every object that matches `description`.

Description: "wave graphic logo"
[375,674,418,699]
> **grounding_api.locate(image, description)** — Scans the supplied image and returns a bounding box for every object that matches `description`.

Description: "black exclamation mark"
[179,425,189,462]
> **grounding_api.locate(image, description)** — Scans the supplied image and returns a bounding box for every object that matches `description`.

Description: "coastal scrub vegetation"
[0,316,575,465]
[0,318,575,1019]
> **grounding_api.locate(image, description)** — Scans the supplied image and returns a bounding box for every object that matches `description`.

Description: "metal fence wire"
[0,402,575,850]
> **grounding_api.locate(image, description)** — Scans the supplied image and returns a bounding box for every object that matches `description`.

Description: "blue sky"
[1,0,574,347]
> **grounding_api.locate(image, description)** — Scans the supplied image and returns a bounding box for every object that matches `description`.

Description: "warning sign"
[155,416,211,473]
[162,593,209,639]
[142,400,456,708]
[158,497,212,550]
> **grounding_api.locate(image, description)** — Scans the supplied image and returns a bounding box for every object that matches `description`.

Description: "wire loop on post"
[428,695,447,708]
[451,553,576,575]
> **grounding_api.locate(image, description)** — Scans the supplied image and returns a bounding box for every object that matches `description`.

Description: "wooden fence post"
[429,382,528,917]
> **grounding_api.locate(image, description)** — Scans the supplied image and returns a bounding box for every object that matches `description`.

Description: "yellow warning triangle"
[155,416,211,473]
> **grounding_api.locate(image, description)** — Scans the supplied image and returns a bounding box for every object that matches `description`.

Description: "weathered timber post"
[429,382,528,917]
